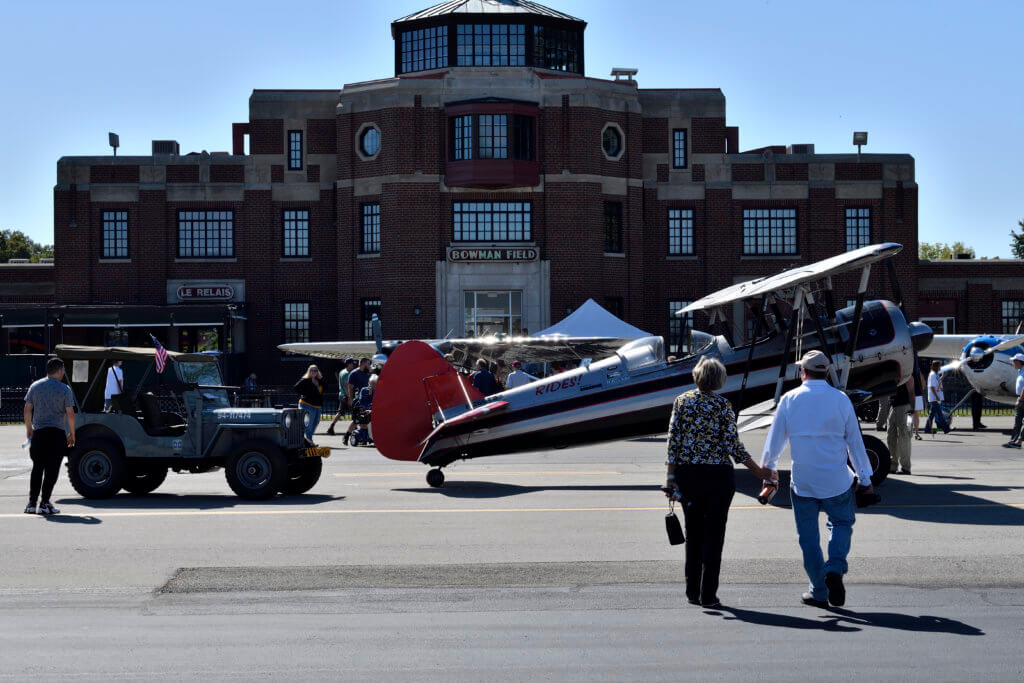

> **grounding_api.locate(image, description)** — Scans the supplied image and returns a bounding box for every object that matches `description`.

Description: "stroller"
[351,396,373,446]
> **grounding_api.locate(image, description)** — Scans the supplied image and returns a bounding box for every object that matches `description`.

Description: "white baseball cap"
[1012,353,1024,363]
[799,350,830,372]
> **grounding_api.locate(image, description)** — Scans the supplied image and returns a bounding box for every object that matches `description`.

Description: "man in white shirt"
[923,360,950,435]
[504,360,538,389]
[761,350,875,609]
[103,360,124,412]
[1002,353,1024,448]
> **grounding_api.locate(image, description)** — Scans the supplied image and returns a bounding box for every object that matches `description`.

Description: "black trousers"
[29,428,67,504]
[677,464,736,603]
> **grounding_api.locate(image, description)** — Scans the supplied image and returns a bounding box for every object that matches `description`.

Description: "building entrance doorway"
[464,291,522,337]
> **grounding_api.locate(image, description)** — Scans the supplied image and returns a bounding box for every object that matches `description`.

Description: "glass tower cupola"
[392,0,586,75]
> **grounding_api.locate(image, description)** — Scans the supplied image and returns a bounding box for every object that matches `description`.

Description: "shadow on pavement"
[711,605,984,635]
[42,514,102,525]
[736,468,1024,525]
[393,482,660,499]
[54,493,343,511]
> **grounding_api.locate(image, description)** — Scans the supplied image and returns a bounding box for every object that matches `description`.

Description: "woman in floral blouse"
[664,356,774,607]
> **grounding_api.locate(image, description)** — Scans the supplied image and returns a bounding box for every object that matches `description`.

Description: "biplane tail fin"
[372,340,485,461]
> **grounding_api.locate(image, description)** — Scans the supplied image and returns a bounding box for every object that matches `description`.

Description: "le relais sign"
[177,285,234,301]
[167,279,245,304]
[447,247,538,263]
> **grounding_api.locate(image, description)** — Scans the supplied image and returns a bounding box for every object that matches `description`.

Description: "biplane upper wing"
[280,335,633,364]
[679,242,903,315]
[278,340,383,360]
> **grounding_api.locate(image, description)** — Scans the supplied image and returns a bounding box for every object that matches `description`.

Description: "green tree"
[0,230,53,262]
[1011,220,1024,260]
[919,241,976,260]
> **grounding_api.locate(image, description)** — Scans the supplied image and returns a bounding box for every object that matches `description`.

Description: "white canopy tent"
[533,298,651,338]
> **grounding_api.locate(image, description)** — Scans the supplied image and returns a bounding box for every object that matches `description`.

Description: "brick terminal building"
[1,0,1021,384]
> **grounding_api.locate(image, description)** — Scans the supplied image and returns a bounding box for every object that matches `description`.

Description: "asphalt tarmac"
[1,417,1023,681]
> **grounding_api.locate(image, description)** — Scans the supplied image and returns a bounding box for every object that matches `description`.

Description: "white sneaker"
[37,502,59,515]
[23,503,36,514]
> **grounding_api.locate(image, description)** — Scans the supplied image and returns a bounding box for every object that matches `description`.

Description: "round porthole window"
[602,124,623,159]
[360,126,381,157]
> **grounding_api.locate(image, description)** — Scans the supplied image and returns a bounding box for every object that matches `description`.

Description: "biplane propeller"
[367,243,933,488]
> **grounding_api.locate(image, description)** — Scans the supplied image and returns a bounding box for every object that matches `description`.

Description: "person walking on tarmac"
[924,360,951,435]
[471,358,498,396]
[760,350,875,608]
[23,357,76,515]
[326,358,356,436]
[293,365,324,442]
[343,358,372,446]
[886,381,914,474]
[103,359,124,412]
[1001,353,1024,448]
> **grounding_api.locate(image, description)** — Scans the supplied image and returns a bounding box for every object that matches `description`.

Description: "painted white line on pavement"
[333,470,622,477]
[0,502,1021,520]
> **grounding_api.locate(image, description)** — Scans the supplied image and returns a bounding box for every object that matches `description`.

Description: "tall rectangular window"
[362,299,382,340]
[283,302,310,343]
[742,208,797,255]
[453,202,531,242]
[283,209,309,257]
[672,129,688,169]
[400,26,448,73]
[457,24,525,66]
[533,26,580,72]
[361,204,381,254]
[845,208,871,251]
[1002,300,1024,333]
[102,210,129,259]
[451,115,473,160]
[668,208,694,255]
[288,130,303,170]
[177,210,234,258]
[604,202,623,253]
[478,114,508,159]
[668,301,693,356]
[510,115,535,161]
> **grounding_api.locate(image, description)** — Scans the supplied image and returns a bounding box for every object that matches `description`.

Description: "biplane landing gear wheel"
[426,468,445,488]
[861,434,891,486]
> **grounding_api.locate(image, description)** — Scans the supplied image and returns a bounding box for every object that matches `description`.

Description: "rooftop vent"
[787,144,815,155]
[955,253,973,260]
[7,258,30,264]
[38,258,54,264]
[152,140,180,155]
[611,67,638,82]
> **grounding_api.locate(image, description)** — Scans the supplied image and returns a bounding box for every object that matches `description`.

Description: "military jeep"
[56,345,329,500]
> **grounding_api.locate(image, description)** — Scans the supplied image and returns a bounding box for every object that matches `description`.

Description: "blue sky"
[3,0,1022,257]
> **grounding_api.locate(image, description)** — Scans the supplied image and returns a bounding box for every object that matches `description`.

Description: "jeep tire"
[225,441,288,500]
[122,465,168,495]
[68,438,126,499]
[282,457,323,495]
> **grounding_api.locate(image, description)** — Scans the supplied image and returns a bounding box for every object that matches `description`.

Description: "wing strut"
[736,295,769,413]
[840,264,872,389]
[801,286,842,386]
[771,295,804,407]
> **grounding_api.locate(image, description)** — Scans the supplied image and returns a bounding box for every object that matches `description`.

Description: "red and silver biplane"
[304,244,934,488]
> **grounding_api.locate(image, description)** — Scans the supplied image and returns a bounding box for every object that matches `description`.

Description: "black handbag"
[665,500,685,545]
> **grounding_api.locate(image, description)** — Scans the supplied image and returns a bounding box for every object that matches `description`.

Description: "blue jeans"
[301,404,321,441]
[924,400,949,433]
[791,487,856,601]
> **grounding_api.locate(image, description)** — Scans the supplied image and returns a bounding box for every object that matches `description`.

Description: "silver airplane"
[372,243,935,488]
[923,334,1024,409]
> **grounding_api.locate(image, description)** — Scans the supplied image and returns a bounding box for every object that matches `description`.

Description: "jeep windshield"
[176,361,229,406]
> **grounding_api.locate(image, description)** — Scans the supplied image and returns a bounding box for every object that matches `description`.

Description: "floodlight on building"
[108,132,120,157]
[853,131,867,159]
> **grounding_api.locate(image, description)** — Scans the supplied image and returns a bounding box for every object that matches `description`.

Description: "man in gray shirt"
[23,357,76,515]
